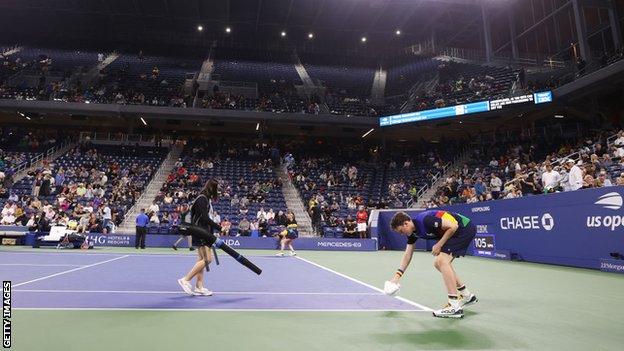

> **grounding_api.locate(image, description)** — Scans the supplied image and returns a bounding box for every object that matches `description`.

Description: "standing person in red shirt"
[356,205,368,239]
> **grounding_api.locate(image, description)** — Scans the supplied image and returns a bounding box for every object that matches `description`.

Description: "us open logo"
[587,192,624,231]
[594,192,623,210]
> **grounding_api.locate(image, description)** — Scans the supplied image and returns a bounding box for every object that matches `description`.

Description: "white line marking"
[15,289,381,296]
[13,307,428,312]
[295,256,433,311]
[13,255,129,288]
[0,251,276,259]
[0,264,84,267]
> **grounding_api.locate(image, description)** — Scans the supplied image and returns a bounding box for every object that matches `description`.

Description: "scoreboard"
[379,91,553,127]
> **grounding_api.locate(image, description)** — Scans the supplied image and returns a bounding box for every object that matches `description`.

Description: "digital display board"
[379,91,553,127]
[473,234,496,257]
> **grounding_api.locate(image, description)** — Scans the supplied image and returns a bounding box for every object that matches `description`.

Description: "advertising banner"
[376,187,624,270]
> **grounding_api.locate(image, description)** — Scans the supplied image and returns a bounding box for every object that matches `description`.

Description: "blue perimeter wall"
[19,233,377,252]
[373,187,624,270]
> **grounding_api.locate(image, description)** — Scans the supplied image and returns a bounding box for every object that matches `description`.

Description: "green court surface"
[8,247,624,351]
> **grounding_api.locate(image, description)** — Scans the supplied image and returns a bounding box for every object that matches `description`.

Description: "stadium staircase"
[371,67,387,104]
[401,73,439,113]
[199,49,215,80]
[415,149,472,208]
[12,141,76,184]
[276,164,314,237]
[292,53,315,88]
[83,52,119,86]
[117,145,183,233]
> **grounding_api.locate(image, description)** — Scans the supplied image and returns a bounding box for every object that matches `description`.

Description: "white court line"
[13,255,129,288]
[15,289,381,296]
[0,264,84,267]
[0,251,276,259]
[295,256,433,312]
[13,307,422,312]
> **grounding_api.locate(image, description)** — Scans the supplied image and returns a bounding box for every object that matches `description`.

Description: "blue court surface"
[2,250,431,312]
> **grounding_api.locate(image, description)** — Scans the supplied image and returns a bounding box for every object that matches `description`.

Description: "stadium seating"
[0,144,167,228]
[98,54,202,105]
[425,127,624,207]
[152,142,288,236]
[1,45,605,117]
[385,56,438,96]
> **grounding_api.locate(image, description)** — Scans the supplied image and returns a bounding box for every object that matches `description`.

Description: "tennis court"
[5,246,624,351]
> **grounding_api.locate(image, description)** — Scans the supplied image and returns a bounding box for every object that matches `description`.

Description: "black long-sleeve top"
[191,195,222,232]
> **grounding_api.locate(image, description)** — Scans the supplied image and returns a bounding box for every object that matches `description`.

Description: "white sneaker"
[193,287,213,296]
[460,293,478,307]
[432,302,463,319]
[275,252,285,257]
[289,251,297,256]
[177,278,194,296]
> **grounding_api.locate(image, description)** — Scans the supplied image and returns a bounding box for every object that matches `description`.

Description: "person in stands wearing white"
[102,202,112,233]
[149,201,160,215]
[541,163,560,193]
[565,159,583,191]
[490,173,502,199]
[613,130,624,147]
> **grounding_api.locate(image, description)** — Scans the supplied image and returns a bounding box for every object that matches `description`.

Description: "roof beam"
[196,0,202,22]
[311,0,326,28]
[493,1,572,55]
[395,0,427,32]
[255,0,263,32]
[226,0,231,24]
[284,0,294,26]
[365,0,391,33]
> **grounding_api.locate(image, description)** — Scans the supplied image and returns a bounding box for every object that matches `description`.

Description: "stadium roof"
[0,0,497,56]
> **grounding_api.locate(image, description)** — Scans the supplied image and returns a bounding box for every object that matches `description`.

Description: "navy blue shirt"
[136,213,149,227]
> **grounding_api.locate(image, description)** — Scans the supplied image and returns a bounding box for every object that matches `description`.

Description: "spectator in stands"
[266,208,275,222]
[212,211,220,226]
[239,205,249,216]
[490,173,502,199]
[583,174,595,189]
[614,131,624,147]
[161,212,171,224]
[149,211,160,225]
[0,209,15,225]
[474,178,486,197]
[149,201,160,215]
[596,171,612,187]
[250,219,259,235]
[220,218,231,237]
[541,163,560,193]
[32,175,42,196]
[238,217,251,237]
[276,210,287,225]
[88,213,101,233]
[344,215,357,239]
[577,57,587,76]
[565,159,583,191]
[257,207,267,221]
[102,202,112,233]
[613,144,624,159]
